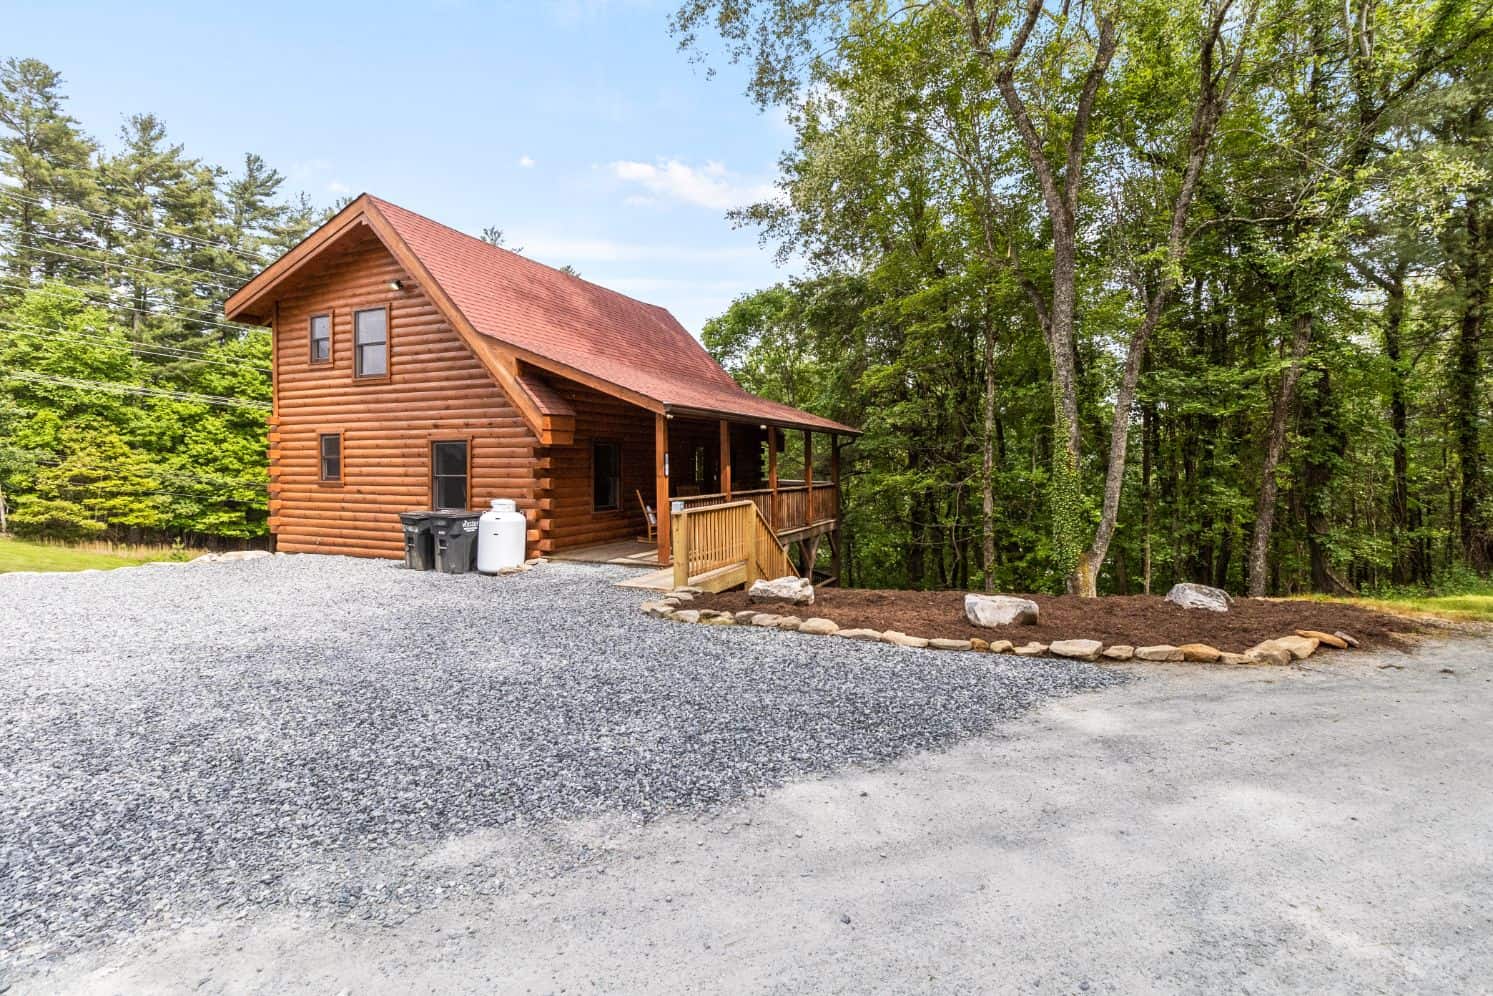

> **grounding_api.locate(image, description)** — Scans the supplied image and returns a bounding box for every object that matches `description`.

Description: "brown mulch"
[690,588,1421,654]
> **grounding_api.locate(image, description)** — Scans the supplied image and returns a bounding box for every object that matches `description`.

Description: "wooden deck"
[550,538,663,567]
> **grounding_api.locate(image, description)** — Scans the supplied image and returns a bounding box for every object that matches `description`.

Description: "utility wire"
[5,370,271,410]
[0,322,271,371]
[4,237,243,294]
[0,187,278,265]
[0,277,260,333]
[0,223,254,286]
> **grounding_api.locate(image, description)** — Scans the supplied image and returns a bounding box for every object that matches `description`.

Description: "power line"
[0,277,261,333]
[5,371,271,410]
[3,224,255,286]
[0,187,277,265]
[0,322,271,371]
[2,232,244,293]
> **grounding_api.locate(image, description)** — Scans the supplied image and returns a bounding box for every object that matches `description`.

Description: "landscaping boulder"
[1013,642,1048,656]
[640,600,674,618]
[798,617,839,636]
[217,550,271,562]
[1297,629,1349,649]
[749,613,783,627]
[1135,645,1184,662]
[1334,630,1360,648]
[987,640,1015,654]
[673,609,700,624]
[1178,643,1222,663]
[1272,634,1319,659]
[749,576,814,606]
[836,628,886,642]
[964,594,1040,628]
[1102,645,1135,661]
[1164,582,1232,613]
[1050,639,1103,661]
[1218,652,1253,665]
[774,616,803,631]
[734,610,760,624]
[884,631,930,649]
[928,638,973,652]
[1245,641,1293,666]
[969,638,990,651]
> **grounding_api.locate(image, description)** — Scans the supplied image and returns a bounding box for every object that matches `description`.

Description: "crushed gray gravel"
[0,555,1124,969]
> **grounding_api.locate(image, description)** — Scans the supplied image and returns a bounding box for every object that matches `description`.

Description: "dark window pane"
[435,475,466,510]
[432,441,468,509]
[434,441,466,476]
[593,442,620,511]
[319,433,341,481]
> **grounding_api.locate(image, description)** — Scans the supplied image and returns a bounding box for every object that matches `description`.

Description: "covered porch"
[547,404,846,587]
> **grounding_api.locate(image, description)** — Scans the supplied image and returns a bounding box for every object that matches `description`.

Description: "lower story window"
[432,439,469,509]
[319,433,342,482]
[593,440,621,511]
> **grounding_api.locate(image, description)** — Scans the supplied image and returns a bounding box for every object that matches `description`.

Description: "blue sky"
[8,0,795,332]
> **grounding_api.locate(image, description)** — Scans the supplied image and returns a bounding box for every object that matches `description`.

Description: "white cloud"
[605,158,776,211]
[327,180,351,195]
[517,155,536,168]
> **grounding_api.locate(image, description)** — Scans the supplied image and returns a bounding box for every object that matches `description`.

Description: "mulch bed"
[690,589,1421,654]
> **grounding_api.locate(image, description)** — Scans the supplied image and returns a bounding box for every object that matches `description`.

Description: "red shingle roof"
[365,196,857,435]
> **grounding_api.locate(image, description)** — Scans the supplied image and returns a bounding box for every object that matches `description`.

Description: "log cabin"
[224,194,858,586]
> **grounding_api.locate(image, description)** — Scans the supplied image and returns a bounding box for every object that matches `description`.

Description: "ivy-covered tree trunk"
[1454,196,1491,572]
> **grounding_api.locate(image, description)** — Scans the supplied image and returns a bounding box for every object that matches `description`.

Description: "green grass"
[0,536,191,573]
[1295,586,1493,623]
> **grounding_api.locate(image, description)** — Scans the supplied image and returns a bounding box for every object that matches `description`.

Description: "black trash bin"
[399,511,439,571]
[430,510,483,574]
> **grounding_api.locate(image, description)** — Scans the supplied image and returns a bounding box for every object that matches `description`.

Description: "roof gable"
[226,194,858,436]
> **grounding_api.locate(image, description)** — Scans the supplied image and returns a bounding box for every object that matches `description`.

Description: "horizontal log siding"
[270,230,538,559]
[544,377,653,550]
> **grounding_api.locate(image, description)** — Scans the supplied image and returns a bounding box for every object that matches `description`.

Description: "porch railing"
[670,500,797,591]
[670,480,837,537]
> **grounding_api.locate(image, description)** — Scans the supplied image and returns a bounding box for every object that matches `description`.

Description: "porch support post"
[767,424,778,529]
[655,412,671,566]
[830,434,842,584]
[804,430,814,524]
[719,419,732,500]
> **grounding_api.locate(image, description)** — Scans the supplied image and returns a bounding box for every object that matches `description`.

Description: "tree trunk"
[981,320,997,592]
[1454,198,1491,572]
[1247,312,1313,596]
[1382,269,1413,584]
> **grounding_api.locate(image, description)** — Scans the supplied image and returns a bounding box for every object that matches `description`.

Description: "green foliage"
[0,59,313,543]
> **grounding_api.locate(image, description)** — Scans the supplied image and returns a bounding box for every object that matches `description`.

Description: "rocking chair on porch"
[636,489,657,542]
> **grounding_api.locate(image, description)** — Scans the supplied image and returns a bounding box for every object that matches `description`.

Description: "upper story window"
[353,306,388,379]
[309,313,331,364]
[319,432,342,483]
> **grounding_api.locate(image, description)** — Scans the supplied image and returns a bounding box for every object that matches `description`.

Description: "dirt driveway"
[33,628,1491,994]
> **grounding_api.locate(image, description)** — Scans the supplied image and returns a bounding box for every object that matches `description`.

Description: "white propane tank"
[477,498,527,573]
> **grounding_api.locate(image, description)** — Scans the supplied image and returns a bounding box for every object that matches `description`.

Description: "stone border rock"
[637,590,1361,667]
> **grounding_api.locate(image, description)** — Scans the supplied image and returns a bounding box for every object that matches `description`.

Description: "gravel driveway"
[0,555,1120,975]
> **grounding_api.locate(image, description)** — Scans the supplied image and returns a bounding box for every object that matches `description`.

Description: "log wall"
[541,377,653,551]
[269,229,539,559]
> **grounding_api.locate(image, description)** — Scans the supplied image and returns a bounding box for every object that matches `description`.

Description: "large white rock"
[1049,638,1103,661]
[964,594,1040,628]
[748,576,815,606]
[1164,582,1232,612]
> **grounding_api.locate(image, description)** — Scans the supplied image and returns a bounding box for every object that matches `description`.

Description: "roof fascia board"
[225,196,374,323]
[663,404,861,436]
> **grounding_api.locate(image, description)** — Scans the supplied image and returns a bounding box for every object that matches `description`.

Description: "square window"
[319,433,342,482]
[354,307,388,378]
[593,441,621,512]
[309,314,331,363]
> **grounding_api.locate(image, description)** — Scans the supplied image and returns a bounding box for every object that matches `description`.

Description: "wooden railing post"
[719,419,732,500]
[672,508,690,589]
